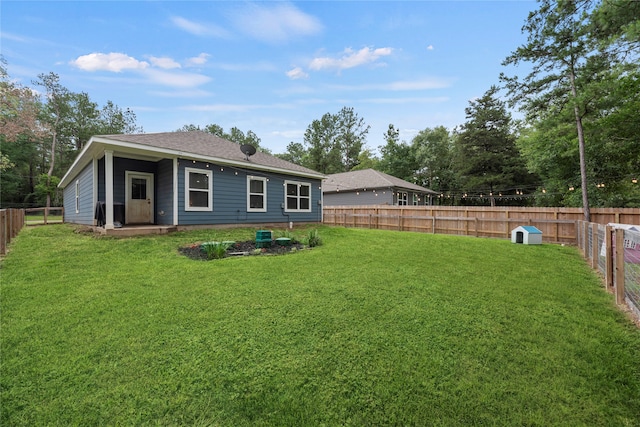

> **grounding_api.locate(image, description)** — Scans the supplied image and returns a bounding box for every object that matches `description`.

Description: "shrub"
[305,229,322,247]
[202,241,232,260]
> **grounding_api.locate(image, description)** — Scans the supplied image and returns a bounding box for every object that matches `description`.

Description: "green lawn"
[1,224,639,426]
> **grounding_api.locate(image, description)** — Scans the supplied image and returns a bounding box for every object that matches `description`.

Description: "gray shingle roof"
[323,169,436,194]
[99,131,323,177]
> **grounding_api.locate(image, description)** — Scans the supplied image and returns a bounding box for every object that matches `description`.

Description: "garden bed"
[179,240,306,260]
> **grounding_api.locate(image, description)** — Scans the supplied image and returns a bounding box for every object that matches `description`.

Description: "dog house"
[511,225,542,245]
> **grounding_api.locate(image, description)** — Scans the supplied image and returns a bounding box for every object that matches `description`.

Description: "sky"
[1,0,536,155]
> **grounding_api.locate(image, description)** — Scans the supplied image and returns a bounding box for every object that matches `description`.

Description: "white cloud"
[186,53,210,66]
[230,3,322,43]
[309,47,393,72]
[286,67,309,80]
[426,45,434,51]
[170,16,230,38]
[149,56,181,69]
[71,52,149,72]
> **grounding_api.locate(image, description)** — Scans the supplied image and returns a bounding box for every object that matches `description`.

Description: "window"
[75,180,80,213]
[284,181,311,212]
[413,194,419,205]
[185,167,212,211]
[398,192,408,206]
[247,176,267,212]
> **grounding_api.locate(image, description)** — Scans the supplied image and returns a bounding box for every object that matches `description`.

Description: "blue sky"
[2,1,535,154]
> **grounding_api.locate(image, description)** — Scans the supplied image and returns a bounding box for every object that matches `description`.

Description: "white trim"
[284,180,312,213]
[92,157,98,224]
[247,175,267,212]
[173,158,179,225]
[397,191,408,206]
[59,136,325,188]
[185,167,213,212]
[104,150,114,229]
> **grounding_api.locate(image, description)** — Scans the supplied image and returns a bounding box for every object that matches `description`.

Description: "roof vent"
[240,144,256,161]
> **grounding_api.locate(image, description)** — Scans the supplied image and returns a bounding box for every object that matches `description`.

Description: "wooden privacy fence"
[0,208,25,256]
[577,221,640,324]
[323,206,640,245]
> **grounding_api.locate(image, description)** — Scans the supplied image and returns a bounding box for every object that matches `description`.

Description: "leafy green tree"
[334,106,370,171]
[177,123,270,153]
[455,86,534,207]
[350,148,380,171]
[97,100,142,136]
[412,126,457,193]
[303,112,342,174]
[275,141,308,166]
[33,72,69,215]
[378,124,417,182]
[501,0,599,219]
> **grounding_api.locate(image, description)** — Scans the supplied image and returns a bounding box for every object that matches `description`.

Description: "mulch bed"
[179,240,306,260]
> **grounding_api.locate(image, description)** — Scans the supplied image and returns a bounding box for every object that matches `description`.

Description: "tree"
[378,124,417,182]
[275,141,308,166]
[501,0,597,219]
[1,57,43,143]
[303,112,342,174]
[412,126,456,193]
[350,148,380,171]
[455,86,533,207]
[97,100,142,136]
[33,72,69,218]
[334,107,370,171]
[177,123,270,153]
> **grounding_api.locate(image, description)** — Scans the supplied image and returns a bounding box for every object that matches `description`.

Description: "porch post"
[104,150,114,229]
[173,158,179,226]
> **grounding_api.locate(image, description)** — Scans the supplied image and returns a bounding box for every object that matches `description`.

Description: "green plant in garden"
[305,228,322,247]
[202,241,232,260]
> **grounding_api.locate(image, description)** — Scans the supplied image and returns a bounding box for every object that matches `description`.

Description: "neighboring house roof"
[59,131,325,187]
[322,169,437,194]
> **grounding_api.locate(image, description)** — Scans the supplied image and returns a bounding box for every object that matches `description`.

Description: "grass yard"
[1,224,639,426]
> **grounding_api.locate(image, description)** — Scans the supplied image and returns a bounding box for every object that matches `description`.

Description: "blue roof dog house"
[511,226,542,245]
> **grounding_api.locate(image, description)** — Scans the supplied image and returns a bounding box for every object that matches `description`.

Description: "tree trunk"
[569,68,591,222]
[45,127,58,223]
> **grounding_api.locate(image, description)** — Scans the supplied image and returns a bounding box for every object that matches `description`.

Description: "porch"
[94,224,177,237]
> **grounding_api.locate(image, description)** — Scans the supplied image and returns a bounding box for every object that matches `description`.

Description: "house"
[322,169,437,206]
[58,131,325,232]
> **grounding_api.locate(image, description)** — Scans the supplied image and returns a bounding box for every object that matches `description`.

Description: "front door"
[125,171,153,224]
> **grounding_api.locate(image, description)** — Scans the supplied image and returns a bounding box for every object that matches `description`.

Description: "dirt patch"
[179,240,306,260]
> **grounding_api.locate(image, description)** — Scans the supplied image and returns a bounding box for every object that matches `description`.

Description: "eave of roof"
[59,132,326,188]
[322,169,437,194]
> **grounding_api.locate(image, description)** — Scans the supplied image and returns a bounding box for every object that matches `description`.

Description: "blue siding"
[156,159,174,225]
[177,159,322,225]
[63,162,94,225]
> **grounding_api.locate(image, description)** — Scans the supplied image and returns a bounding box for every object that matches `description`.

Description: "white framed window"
[185,167,213,211]
[398,192,408,206]
[413,194,419,205]
[284,180,311,212]
[75,180,80,213]
[247,176,267,212]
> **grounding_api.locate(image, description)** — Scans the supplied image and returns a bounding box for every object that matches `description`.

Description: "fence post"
[591,223,599,269]
[615,229,625,305]
[0,210,6,255]
[605,225,613,288]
